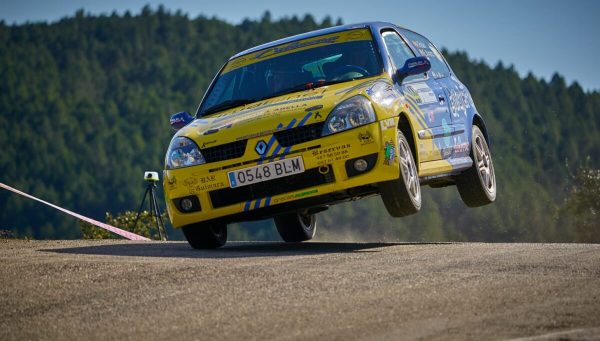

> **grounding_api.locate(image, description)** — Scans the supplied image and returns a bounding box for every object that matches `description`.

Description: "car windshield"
[198,28,382,116]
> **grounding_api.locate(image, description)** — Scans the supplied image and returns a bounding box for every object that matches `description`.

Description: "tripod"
[134,181,167,241]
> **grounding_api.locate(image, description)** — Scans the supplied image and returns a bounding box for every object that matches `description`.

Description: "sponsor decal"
[408,59,428,68]
[222,29,373,74]
[255,36,340,59]
[380,118,395,130]
[405,83,437,104]
[311,143,351,165]
[447,87,472,116]
[185,175,225,193]
[201,140,217,148]
[383,140,396,165]
[358,131,374,145]
[452,142,469,154]
[431,71,445,79]
[273,189,319,205]
[190,182,225,193]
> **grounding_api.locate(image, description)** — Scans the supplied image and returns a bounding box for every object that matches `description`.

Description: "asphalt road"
[1,240,599,340]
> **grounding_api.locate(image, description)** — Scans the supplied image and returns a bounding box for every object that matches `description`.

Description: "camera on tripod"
[134,171,167,240]
[144,171,159,182]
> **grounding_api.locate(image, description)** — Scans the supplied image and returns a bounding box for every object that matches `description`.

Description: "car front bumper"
[163,119,401,228]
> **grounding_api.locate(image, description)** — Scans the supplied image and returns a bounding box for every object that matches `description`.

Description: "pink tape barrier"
[0,182,150,241]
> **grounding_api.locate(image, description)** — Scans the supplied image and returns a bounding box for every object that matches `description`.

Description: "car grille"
[209,167,335,209]
[202,140,247,163]
[274,122,324,147]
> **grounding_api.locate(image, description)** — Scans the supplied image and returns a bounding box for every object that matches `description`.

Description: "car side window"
[400,29,450,79]
[381,31,424,83]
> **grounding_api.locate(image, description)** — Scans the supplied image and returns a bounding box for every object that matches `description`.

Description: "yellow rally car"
[164,22,496,248]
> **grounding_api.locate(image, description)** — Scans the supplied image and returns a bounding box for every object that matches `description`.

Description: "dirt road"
[1,240,599,340]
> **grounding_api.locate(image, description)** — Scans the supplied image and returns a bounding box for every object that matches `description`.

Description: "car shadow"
[41,241,449,259]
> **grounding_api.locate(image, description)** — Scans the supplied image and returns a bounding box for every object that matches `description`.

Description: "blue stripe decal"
[266,118,297,161]
[298,112,312,127]
[269,144,282,162]
[254,198,262,210]
[280,146,293,159]
[264,197,271,207]
[244,201,251,212]
[285,118,298,130]
[279,113,312,160]
[258,123,284,165]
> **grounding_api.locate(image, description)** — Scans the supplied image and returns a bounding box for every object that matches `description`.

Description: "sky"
[1,0,599,92]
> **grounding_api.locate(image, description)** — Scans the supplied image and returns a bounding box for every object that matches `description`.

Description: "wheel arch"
[397,112,420,168]
[472,114,491,150]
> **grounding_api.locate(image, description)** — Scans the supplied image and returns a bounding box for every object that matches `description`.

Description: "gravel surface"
[1,240,599,340]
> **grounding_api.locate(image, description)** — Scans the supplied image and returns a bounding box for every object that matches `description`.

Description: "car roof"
[229,21,399,60]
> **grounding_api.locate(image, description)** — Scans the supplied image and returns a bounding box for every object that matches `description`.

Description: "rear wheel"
[182,222,227,249]
[456,125,496,207]
[274,212,316,242]
[379,129,421,217]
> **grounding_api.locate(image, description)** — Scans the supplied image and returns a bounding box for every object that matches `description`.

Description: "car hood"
[175,76,387,148]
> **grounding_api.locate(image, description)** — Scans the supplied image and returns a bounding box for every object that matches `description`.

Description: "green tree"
[560,162,600,242]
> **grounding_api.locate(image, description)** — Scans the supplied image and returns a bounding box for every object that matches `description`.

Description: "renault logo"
[255,140,268,155]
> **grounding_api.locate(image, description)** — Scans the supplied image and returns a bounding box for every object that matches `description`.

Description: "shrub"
[561,163,600,242]
[79,210,167,240]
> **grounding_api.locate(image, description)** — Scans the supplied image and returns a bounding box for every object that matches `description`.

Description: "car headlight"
[322,95,376,136]
[166,137,206,169]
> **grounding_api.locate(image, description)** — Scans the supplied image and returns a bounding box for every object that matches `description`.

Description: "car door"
[381,30,452,162]
[399,29,464,160]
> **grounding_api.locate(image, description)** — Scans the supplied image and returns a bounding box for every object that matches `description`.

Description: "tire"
[182,222,227,249]
[274,212,316,242]
[456,125,497,207]
[379,129,421,217]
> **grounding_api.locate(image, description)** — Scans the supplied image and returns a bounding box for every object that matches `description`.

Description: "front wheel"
[379,129,421,217]
[182,222,227,249]
[274,212,316,242]
[456,125,497,207]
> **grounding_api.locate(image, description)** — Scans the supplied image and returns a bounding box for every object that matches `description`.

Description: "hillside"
[1,7,598,241]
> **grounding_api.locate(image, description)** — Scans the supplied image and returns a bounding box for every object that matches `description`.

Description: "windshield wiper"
[201,98,257,116]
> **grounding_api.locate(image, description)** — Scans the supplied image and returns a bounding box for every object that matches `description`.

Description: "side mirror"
[396,56,431,82]
[170,111,194,131]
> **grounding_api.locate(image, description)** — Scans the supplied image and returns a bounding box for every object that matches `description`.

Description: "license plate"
[227,156,305,188]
